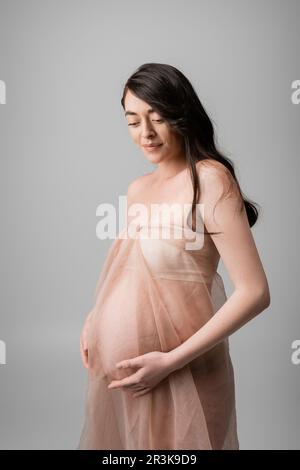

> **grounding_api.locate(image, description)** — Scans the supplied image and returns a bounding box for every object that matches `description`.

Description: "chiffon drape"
[77,221,239,450]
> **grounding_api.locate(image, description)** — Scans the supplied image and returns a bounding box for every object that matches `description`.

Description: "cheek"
[128,129,139,142]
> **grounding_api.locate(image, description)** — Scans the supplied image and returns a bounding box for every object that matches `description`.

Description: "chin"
[146,156,164,164]
[143,149,164,159]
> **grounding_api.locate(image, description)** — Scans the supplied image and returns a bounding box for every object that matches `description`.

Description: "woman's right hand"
[80,312,93,369]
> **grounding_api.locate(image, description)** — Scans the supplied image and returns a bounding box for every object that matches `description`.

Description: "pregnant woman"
[77,63,270,450]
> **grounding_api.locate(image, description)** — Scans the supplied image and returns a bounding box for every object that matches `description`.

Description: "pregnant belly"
[90,269,160,380]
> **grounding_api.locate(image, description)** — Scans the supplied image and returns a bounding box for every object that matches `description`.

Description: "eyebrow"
[124,107,156,117]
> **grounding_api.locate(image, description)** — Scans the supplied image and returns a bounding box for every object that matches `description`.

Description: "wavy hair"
[121,63,259,234]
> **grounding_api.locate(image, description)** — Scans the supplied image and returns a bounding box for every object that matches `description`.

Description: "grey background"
[0,0,299,450]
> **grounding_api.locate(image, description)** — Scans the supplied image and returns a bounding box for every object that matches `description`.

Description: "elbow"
[256,283,271,310]
[239,281,271,311]
[236,281,271,317]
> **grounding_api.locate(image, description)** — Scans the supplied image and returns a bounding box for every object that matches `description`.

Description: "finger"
[81,349,88,369]
[116,362,132,369]
[84,350,88,368]
[133,388,151,398]
[116,359,140,369]
[108,376,140,389]
[113,380,143,390]
[79,341,85,364]
[130,383,145,390]
[80,341,89,368]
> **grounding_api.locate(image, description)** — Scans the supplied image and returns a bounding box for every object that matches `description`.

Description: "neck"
[154,158,188,181]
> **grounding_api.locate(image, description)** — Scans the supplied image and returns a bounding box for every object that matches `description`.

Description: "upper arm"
[196,160,270,304]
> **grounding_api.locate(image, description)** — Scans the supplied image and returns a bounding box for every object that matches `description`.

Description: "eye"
[128,119,164,126]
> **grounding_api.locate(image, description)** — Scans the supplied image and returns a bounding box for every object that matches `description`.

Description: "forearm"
[167,287,270,372]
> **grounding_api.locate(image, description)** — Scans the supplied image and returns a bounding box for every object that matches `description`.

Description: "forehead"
[124,91,158,117]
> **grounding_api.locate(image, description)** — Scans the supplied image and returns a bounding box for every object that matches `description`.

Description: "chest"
[128,172,194,227]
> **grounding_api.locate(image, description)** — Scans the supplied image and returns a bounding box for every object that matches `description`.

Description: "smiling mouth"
[143,144,163,148]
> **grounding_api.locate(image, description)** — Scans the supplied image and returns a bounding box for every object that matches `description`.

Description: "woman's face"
[124,89,184,165]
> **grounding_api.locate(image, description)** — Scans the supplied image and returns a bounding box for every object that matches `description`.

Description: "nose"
[140,120,156,139]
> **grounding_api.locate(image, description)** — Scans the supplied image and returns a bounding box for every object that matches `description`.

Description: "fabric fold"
[77,222,239,450]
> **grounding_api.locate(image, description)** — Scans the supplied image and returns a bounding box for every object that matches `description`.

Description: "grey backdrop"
[0,0,299,449]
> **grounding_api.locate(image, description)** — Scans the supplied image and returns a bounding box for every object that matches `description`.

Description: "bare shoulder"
[126,172,152,199]
[195,159,239,197]
[195,159,232,180]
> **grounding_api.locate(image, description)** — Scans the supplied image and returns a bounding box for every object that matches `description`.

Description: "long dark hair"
[120,63,259,234]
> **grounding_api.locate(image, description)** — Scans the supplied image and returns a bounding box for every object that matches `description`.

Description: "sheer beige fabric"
[77,221,239,450]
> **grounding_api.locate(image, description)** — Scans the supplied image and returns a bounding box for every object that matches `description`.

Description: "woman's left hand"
[107,351,174,397]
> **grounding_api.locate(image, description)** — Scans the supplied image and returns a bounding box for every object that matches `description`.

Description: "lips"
[143,144,162,148]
